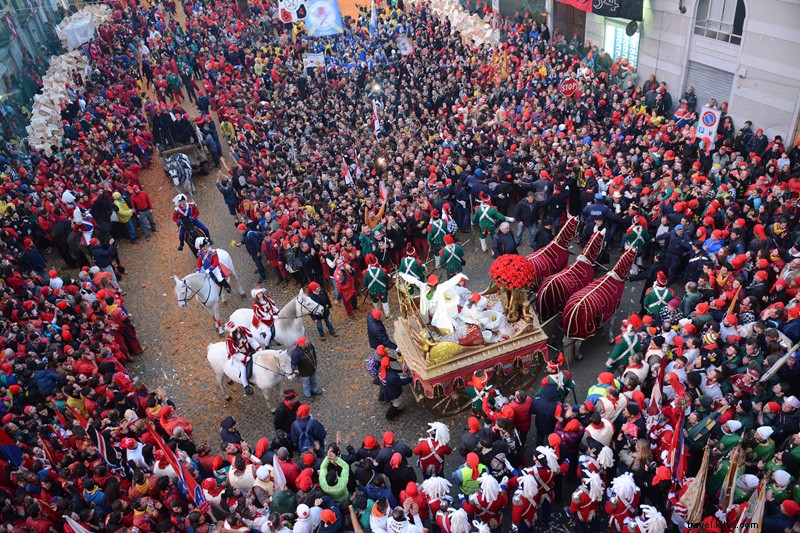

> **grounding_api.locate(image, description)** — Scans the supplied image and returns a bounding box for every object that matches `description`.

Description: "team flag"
[342,157,354,187]
[372,100,381,139]
[145,420,205,505]
[369,0,378,36]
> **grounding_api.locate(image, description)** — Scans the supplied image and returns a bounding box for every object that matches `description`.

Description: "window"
[604,20,640,69]
[695,0,746,45]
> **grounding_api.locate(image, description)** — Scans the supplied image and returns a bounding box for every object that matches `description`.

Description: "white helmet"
[195,236,210,249]
[173,193,187,205]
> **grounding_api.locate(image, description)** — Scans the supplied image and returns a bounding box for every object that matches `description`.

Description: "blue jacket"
[241,229,264,256]
[380,368,412,402]
[89,244,115,268]
[33,369,65,395]
[366,483,398,508]
[216,180,237,205]
[290,416,327,449]
[367,315,396,351]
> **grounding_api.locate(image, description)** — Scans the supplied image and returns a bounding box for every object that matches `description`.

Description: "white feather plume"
[598,446,614,469]
[638,505,667,533]
[447,508,470,533]
[477,473,500,504]
[535,445,560,473]
[518,472,538,500]
[421,476,451,499]
[428,421,451,446]
[472,519,491,533]
[610,472,637,503]
[586,472,604,502]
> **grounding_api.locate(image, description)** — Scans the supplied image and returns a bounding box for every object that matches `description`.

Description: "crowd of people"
[0,0,798,529]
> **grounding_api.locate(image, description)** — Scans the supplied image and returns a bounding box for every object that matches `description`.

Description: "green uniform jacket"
[472,204,507,233]
[441,244,465,275]
[399,257,424,281]
[364,265,389,297]
[427,219,447,250]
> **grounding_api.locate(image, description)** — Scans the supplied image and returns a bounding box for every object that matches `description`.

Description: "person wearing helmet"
[172,194,210,251]
[225,321,260,395]
[196,238,231,293]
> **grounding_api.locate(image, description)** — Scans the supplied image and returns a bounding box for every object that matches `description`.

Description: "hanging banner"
[556,0,643,22]
[279,0,307,23]
[491,0,499,13]
[306,0,344,37]
[303,52,326,68]
[396,36,414,56]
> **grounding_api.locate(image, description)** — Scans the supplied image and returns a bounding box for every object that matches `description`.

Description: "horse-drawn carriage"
[393,279,548,417]
[159,120,213,204]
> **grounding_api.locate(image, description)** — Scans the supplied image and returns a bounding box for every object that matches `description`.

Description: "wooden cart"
[394,284,548,417]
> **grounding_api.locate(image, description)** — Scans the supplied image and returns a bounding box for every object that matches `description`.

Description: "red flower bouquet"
[489,254,535,292]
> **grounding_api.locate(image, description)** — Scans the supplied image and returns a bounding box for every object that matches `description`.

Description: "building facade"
[546,0,800,142]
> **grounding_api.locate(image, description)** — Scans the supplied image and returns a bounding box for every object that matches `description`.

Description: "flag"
[64,515,93,533]
[396,36,414,56]
[379,180,387,202]
[555,0,643,21]
[48,424,71,450]
[39,435,58,466]
[144,420,205,505]
[354,152,362,179]
[369,0,378,37]
[735,479,767,532]
[342,157,354,187]
[51,400,69,430]
[680,446,710,524]
[372,100,381,139]
[0,429,23,466]
[306,0,343,37]
[65,404,89,430]
[88,426,123,473]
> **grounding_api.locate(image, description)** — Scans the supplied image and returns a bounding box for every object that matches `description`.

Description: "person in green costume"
[605,315,641,371]
[439,234,465,279]
[398,244,424,295]
[426,209,447,268]
[471,192,513,253]
[363,254,391,317]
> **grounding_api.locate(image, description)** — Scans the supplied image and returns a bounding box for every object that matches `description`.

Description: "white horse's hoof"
[225,396,231,402]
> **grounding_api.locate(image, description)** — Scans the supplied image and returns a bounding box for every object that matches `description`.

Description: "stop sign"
[560,78,579,97]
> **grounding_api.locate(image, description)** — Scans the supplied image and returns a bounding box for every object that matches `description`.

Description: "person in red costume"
[413,421,453,478]
[421,476,453,519]
[605,472,641,533]
[460,472,509,531]
[511,470,539,532]
[435,507,471,533]
[569,470,605,533]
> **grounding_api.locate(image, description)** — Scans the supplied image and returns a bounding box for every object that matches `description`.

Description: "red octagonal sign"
[560,77,579,97]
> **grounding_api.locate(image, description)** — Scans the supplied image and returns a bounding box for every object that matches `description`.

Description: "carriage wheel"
[500,355,544,395]
[422,390,472,417]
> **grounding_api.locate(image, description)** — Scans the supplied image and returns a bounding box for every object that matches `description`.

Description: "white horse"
[206,343,294,407]
[173,248,246,334]
[227,289,324,348]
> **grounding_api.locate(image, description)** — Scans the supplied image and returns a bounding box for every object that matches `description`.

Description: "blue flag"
[306,0,343,37]
[369,0,378,37]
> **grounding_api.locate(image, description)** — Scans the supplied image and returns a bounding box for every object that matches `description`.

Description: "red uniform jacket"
[462,491,508,529]
[569,486,600,522]
[511,490,538,526]
[413,437,452,477]
[604,490,640,531]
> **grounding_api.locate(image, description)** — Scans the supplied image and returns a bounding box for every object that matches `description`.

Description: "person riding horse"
[173,194,210,251]
[252,287,280,343]
[225,321,260,396]
[196,237,232,293]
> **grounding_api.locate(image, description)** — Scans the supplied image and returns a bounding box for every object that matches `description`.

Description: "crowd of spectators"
[0,0,798,530]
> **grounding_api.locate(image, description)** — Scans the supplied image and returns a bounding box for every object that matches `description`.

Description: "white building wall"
[573,0,800,140]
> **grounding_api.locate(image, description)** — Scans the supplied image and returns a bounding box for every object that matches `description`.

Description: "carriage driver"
[225,321,260,395]
[196,237,232,293]
[252,287,280,343]
[173,194,211,251]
